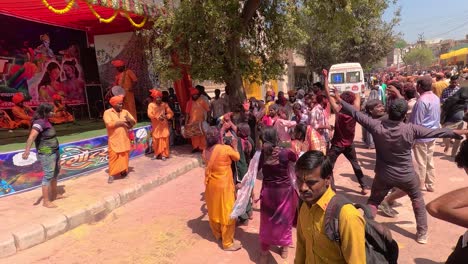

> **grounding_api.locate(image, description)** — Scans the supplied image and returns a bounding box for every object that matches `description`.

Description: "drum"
[111,86,126,96]
[181,122,204,138]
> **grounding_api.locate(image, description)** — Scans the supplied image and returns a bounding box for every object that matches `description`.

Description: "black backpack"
[324,195,399,264]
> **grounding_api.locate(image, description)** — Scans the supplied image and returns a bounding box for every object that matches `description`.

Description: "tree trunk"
[225,73,246,109]
[224,0,260,110]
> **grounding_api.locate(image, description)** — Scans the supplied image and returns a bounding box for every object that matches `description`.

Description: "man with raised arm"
[328,79,468,244]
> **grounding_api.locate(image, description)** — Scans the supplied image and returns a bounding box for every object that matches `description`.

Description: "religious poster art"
[0,15,87,109]
[0,125,152,197]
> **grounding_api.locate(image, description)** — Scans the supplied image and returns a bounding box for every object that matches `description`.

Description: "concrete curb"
[0,156,202,258]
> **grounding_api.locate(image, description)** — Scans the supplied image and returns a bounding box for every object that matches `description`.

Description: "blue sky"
[384,0,468,43]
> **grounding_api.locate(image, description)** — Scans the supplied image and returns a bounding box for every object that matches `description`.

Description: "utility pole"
[417,33,425,47]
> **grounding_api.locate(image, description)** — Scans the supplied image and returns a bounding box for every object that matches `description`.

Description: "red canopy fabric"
[0,0,160,35]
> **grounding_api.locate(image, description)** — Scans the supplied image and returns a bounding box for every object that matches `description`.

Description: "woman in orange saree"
[203,126,242,251]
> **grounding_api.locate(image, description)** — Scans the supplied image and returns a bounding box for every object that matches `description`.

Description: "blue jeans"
[37,152,60,186]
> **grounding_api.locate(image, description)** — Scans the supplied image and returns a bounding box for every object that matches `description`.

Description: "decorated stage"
[0,121,152,197]
[0,1,185,198]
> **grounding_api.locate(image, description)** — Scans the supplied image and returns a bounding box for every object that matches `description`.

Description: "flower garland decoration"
[42,0,148,28]
[123,12,148,28]
[41,0,75,15]
[86,2,119,24]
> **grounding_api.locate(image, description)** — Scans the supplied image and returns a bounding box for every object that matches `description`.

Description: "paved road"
[3,140,467,264]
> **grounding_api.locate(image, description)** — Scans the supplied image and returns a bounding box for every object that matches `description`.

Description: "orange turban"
[150,89,163,98]
[109,95,124,107]
[287,90,296,97]
[52,94,62,101]
[111,60,125,67]
[12,92,24,104]
[190,87,199,95]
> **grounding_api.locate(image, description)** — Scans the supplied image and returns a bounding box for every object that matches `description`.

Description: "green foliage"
[299,0,400,73]
[139,0,398,101]
[395,38,407,49]
[402,47,435,68]
[141,0,305,89]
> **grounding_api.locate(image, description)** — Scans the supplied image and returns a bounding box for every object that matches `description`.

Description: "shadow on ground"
[335,185,418,241]
[385,221,416,240]
[33,184,67,206]
[337,173,374,190]
[186,194,277,264]
[335,185,368,204]
[414,258,444,264]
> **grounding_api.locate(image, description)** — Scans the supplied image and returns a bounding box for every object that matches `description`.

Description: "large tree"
[143,0,304,106]
[300,0,400,73]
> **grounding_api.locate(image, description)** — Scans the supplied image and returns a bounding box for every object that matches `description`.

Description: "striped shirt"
[440,86,460,103]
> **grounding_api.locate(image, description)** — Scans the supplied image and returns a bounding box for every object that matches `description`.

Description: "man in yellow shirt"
[103,95,136,184]
[432,72,449,98]
[294,151,366,264]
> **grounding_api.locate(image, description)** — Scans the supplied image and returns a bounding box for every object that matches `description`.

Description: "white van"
[328,63,365,94]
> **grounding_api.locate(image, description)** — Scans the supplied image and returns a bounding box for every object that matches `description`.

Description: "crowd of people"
[18,66,468,262]
[197,69,468,263]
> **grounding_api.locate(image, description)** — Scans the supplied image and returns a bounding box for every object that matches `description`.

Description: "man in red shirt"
[323,69,369,195]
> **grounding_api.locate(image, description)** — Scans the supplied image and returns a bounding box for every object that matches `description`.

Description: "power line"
[427,19,468,38]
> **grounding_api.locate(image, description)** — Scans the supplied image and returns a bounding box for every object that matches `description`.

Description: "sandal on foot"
[54,194,67,200]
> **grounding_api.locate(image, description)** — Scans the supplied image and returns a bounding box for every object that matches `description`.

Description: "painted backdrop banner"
[0,15,87,109]
[94,32,154,109]
[0,125,151,197]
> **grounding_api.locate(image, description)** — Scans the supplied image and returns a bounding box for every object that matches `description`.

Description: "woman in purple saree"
[259,127,299,263]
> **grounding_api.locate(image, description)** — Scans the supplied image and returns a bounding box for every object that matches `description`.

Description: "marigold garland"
[42,0,148,28]
[123,12,148,28]
[86,2,119,23]
[41,0,75,15]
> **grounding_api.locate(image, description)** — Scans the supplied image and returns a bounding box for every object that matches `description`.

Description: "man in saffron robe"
[147,89,174,161]
[186,87,210,152]
[49,94,74,124]
[11,92,33,128]
[112,60,138,122]
[0,109,19,131]
[103,95,136,184]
